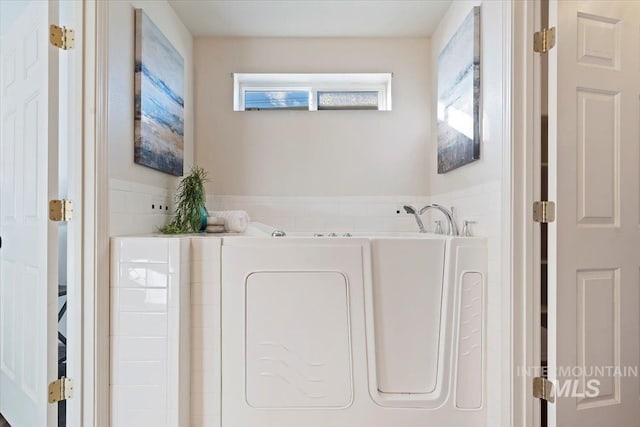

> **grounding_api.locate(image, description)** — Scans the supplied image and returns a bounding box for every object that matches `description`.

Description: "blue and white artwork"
[437,6,481,174]
[135,9,184,176]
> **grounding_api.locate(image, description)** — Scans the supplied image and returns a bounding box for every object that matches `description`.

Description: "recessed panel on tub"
[576,269,620,409]
[455,272,484,410]
[371,238,446,394]
[245,271,353,409]
[577,89,619,226]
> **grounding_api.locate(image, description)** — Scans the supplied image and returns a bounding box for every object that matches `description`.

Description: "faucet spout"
[420,204,459,236]
[403,205,426,233]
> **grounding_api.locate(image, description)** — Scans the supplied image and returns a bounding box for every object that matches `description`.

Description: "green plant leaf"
[159,166,209,234]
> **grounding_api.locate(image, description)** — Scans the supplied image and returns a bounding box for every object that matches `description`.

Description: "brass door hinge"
[534,27,556,53]
[48,377,73,403]
[49,199,73,222]
[533,377,555,403]
[533,201,555,223]
[50,25,75,50]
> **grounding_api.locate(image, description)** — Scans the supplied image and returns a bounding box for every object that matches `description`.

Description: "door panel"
[0,1,58,425]
[222,243,366,426]
[548,1,640,425]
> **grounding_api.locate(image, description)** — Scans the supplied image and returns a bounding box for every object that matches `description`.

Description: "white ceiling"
[168,0,452,38]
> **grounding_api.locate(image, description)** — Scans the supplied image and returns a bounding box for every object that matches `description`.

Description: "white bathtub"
[111,231,487,427]
[221,232,487,426]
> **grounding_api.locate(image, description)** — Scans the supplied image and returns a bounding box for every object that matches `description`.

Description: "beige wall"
[108,0,194,189]
[194,37,431,197]
[108,0,194,235]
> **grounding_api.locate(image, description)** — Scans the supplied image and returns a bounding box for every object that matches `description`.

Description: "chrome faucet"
[404,205,426,233]
[419,204,459,236]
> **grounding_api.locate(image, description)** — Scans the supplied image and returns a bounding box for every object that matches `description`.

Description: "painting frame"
[134,9,185,177]
[436,6,481,174]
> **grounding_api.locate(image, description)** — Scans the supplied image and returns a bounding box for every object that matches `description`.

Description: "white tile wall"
[110,178,174,236]
[190,237,222,427]
[206,189,498,246]
[110,182,432,236]
[206,195,430,233]
[111,237,190,427]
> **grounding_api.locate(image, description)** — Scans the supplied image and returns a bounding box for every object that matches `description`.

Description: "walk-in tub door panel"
[371,238,446,394]
[245,271,353,408]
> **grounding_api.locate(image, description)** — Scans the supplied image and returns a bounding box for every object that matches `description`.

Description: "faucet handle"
[462,220,477,237]
[434,220,444,234]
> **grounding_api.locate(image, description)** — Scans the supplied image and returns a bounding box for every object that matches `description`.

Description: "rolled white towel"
[205,225,225,233]
[206,216,225,226]
[207,210,250,233]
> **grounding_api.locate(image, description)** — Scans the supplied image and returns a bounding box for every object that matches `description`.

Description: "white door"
[548,1,640,426]
[0,1,60,426]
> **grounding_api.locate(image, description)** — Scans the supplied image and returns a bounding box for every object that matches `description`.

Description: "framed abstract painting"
[134,9,184,176]
[437,6,481,174]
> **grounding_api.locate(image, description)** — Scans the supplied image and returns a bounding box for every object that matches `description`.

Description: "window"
[233,73,392,111]
[244,90,309,110]
[317,91,379,110]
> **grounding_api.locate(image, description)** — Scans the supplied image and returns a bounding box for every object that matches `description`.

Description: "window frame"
[233,73,393,111]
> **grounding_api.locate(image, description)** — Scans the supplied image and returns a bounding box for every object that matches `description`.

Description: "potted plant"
[160,166,209,234]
